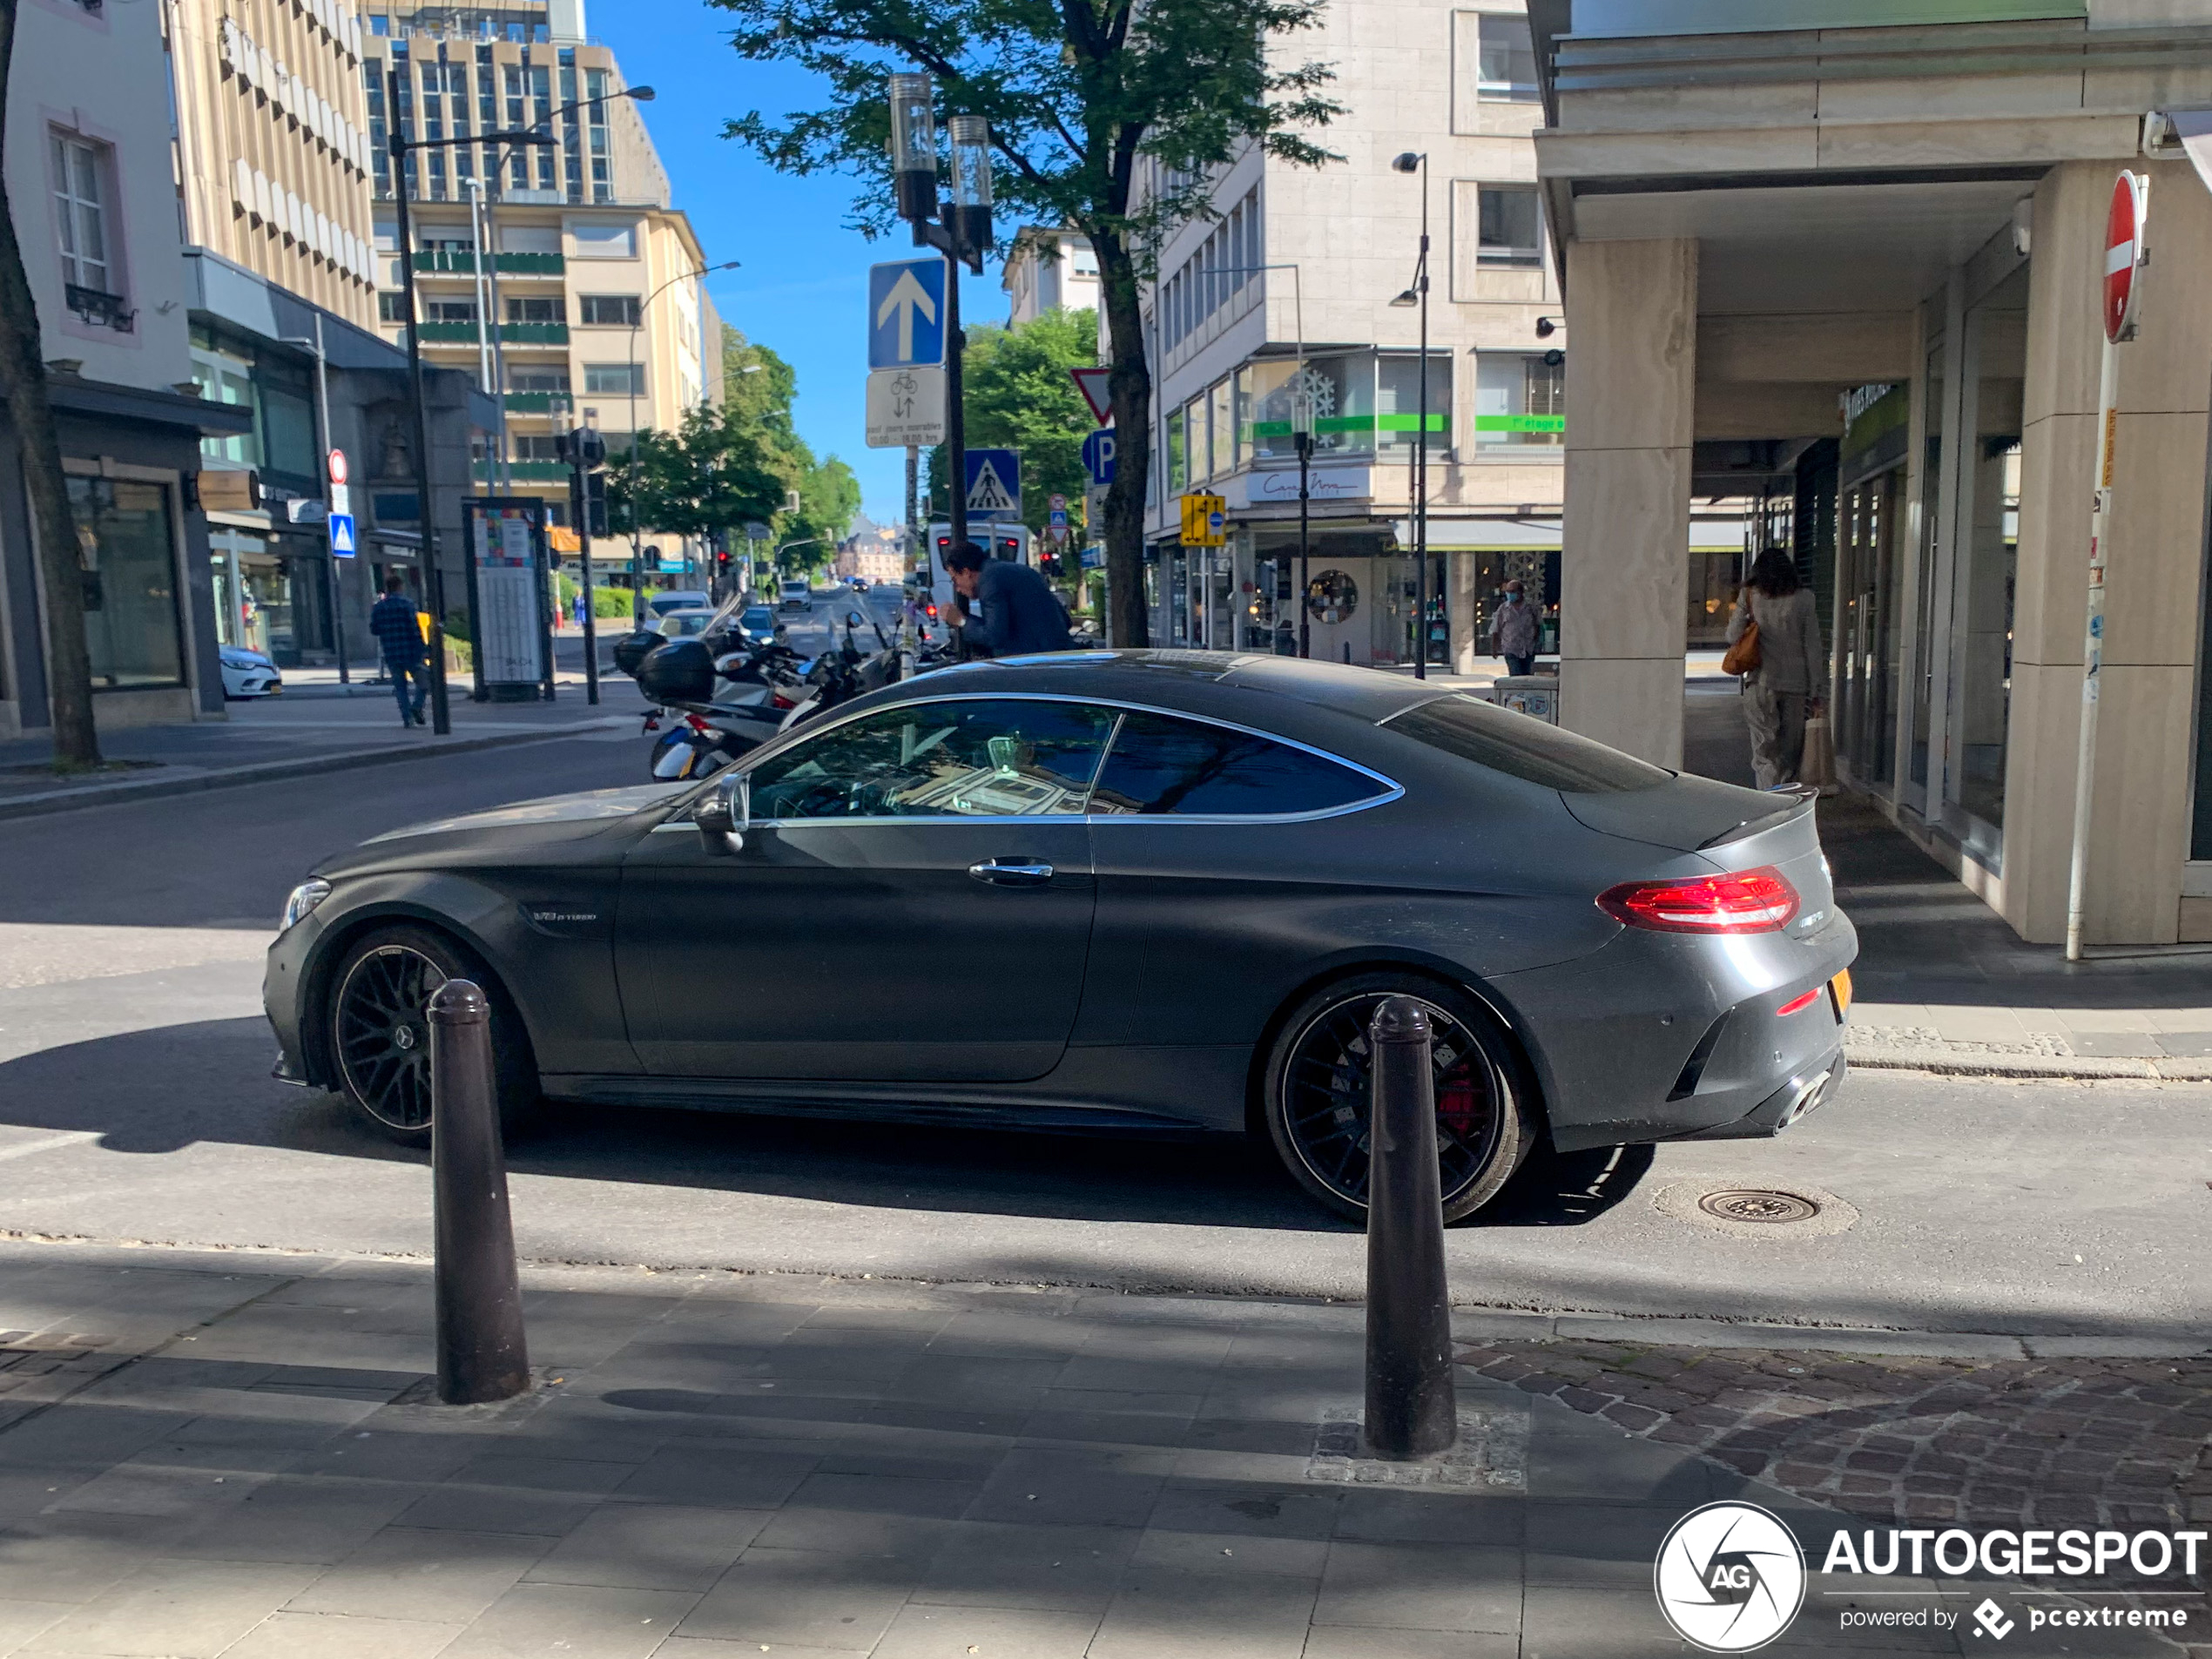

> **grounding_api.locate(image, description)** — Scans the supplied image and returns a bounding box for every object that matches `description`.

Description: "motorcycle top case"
[611,628,666,679]
[635,637,717,703]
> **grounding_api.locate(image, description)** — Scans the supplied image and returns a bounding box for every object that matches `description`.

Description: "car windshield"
[1381,695,1671,793]
[741,608,776,630]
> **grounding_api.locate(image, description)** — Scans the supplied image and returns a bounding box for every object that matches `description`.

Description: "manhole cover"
[1697,1189,1819,1224]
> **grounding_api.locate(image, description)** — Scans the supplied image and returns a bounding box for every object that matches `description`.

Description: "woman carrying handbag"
[1725,549,1825,789]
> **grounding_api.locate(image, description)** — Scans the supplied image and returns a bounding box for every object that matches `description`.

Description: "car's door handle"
[968,860,1055,887]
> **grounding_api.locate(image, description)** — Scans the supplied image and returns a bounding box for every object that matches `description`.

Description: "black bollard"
[1364,995,1456,1460]
[429,979,529,1405]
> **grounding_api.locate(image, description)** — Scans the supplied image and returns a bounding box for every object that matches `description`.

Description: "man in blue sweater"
[943,541,1070,658]
[368,574,429,727]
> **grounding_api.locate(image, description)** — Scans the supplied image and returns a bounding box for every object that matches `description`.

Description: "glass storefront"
[209,529,334,665]
[67,477,185,691]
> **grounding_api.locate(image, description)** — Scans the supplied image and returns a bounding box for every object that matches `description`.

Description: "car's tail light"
[1597,867,1800,934]
[771,692,797,710]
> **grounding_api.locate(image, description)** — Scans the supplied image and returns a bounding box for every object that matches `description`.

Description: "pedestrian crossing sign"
[964,448,1022,522]
[327,512,356,557]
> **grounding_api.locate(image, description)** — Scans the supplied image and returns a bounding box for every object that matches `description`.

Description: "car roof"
[856,650,1444,734]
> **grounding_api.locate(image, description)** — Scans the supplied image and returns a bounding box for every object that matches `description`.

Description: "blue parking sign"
[868,259,947,369]
[1081,428,1116,488]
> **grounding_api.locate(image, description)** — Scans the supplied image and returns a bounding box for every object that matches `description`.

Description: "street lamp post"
[887,74,991,565]
[624,259,741,616]
[1391,152,1433,679]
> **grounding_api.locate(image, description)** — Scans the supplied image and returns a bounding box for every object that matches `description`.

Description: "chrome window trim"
[665,691,1404,829]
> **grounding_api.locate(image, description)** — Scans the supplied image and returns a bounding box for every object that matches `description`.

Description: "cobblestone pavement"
[1459,1335,2212,1648]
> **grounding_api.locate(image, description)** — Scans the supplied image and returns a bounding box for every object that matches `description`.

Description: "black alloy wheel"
[1263,974,1534,1224]
[333,941,444,1134]
[327,925,536,1145]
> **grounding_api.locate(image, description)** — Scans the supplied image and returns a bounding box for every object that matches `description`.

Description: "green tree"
[925,307,1096,543]
[0,0,98,764]
[718,324,860,570]
[621,402,788,549]
[709,0,1339,645]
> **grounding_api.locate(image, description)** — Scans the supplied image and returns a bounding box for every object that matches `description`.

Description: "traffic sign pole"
[2066,170,2148,963]
[946,252,967,554]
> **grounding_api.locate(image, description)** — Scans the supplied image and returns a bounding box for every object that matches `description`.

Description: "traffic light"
[557,427,607,470]
[582,472,610,537]
[1038,545,1062,578]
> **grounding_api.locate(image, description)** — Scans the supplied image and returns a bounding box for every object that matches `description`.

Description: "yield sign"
[2104,171,2148,344]
[1069,366,1111,425]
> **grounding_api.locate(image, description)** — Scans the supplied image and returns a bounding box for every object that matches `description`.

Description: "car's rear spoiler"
[1696,785,1817,851]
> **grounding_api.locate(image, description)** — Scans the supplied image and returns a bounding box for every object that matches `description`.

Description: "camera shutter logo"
[1653,1501,1805,1652]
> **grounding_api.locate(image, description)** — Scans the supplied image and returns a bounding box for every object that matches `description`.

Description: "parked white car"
[219,646,281,698]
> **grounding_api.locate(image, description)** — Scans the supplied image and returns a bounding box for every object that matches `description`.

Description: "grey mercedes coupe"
[265,651,1857,1223]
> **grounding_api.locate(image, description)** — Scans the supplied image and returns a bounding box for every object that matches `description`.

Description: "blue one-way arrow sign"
[868,258,946,369]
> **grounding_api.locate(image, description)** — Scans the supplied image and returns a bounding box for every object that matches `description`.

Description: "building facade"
[0,0,251,738]
[1530,0,2212,946]
[1131,0,1759,669]
[165,0,381,331]
[1002,228,1099,325]
[360,0,721,595]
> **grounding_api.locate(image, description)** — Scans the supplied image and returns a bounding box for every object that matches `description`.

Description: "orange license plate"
[1830,970,1853,1019]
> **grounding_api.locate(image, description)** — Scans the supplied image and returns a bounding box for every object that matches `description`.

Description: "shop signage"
[194,469,261,513]
[1230,466,1371,509]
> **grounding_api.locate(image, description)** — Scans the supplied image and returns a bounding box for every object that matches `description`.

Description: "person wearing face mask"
[1487,578,1537,678]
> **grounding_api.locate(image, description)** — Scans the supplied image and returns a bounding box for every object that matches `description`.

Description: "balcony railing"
[411,250,565,277]
[473,459,570,482]
[412,320,570,347]
[502,391,574,415]
[65,283,134,333]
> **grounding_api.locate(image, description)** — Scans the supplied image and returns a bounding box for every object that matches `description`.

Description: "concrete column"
[2005,158,2212,945]
[1557,239,1697,766]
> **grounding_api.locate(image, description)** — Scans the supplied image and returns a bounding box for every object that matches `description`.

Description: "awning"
[1390,516,1748,551]
[2160,110,2212,195]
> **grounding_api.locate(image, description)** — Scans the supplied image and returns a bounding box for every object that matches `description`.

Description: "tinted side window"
[1089,711,1385,817]
[1383,695,1669,793]
[749,698,1115,819]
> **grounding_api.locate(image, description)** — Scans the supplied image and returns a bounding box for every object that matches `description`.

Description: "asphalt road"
[0,647,2205,1345]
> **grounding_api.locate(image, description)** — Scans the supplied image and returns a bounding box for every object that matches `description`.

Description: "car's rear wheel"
[1262,973,1535,1224]
[327,925,536,1146]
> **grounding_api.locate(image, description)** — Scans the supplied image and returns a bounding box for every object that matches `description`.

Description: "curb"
[1845,1041,2212,1082]
[0,722,626,823]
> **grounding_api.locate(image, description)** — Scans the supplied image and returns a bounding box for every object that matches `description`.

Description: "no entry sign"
[2104,172,2148,343]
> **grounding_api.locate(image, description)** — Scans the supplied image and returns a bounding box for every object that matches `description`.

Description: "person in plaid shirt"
[368,573,429,727]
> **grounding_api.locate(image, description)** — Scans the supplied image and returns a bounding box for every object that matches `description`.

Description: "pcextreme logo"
[1654,1502,1807,1652]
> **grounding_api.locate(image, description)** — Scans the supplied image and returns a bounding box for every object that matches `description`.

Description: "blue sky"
[593,0,1011,527]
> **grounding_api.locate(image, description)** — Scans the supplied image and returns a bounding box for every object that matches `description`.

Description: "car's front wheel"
[327,925,537,1146]
[1261,973,1535,1224]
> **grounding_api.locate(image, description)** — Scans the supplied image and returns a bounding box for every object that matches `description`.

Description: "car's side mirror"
[847,610,864,627]
[695,771,751,856]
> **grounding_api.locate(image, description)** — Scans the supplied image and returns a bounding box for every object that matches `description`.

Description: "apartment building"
[1134,0,1742,668]
[0,0,252,738]
[1002,228,1099,325]
[361,0,721,591]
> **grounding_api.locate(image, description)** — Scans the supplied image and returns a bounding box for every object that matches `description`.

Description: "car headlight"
[280,879,332,933]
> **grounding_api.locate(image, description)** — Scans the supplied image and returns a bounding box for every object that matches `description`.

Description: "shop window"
[1477,14,1540,101]
[1476,185,1542,267]
[577,293,640,326]
[1378,354,1453,454]
[69,477,185,691]
[583,361,641,395]
[1474,353,1564,447]
[192,347,259,466]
